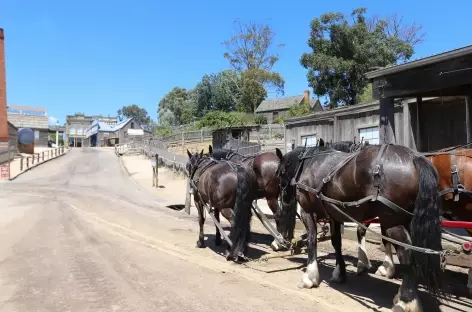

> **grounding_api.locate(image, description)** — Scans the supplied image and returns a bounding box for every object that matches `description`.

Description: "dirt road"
[0,148,470,312]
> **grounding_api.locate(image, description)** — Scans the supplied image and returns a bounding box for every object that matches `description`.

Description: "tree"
[194,70,241,115]
[196,111,253,129]
[158,87,195,125]
[300,8,423,108]
[223,20,285,112]
[117,104,151,128]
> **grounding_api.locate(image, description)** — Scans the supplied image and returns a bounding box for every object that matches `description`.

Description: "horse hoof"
[376,265,395,279]
[196,240,205,248]
[330,274,346,284]
[357,262,371,276]
[270,240,282,251]
[392,298,422,312]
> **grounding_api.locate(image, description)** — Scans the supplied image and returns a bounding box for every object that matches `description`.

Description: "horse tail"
[229,165,255,259]
[411,155,443,295]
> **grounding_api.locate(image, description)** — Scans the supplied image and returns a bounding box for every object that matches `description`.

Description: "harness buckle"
[323,176,331,184]
[373,165,380,175]
[451,165,458,174]
[290,178,297,186]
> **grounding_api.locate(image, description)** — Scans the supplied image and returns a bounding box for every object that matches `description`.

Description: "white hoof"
[298,272,319,289]
[376,264,395,279]
[392,298,423,312]
[270,240,282,251]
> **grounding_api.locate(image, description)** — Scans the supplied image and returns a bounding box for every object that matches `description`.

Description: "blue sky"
[1,0,471,125]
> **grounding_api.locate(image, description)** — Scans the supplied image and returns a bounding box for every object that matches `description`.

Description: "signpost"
[0,164,9,180]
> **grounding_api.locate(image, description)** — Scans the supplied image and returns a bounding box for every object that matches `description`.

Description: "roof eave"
[365,45,472,79]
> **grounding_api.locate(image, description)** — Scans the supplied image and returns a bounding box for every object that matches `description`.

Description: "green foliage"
[273,116,285,124]
[118,104,151,128]
[158,87,195,126]
[154,125,173,137]
[286,98,312,118]
[254,115,267,125]
[301,8,422,108]
[223,20,284,110]
[357,83,373,104]
[194,70,241,114]
[195,111,254,129]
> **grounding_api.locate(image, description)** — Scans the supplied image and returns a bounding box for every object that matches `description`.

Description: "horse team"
[186,140,471,312]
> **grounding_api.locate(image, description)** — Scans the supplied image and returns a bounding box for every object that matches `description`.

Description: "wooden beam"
[402,101,411,148]
[372,55,472,99]
[416,97,422,152]
[379,97,395,144]
[467,95,472,143]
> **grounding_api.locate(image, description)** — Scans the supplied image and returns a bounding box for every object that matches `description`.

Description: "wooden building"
[255,90,323,124]
[366,45,472,152]
[66,113,117,147]
[212,125,261,155]
[84,117,152,147]
[7,106,49,147]
[285,45,472,153]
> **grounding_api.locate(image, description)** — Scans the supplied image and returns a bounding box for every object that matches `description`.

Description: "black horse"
[273,141,443,311]
[186,149,257,260]
[208,146,296,250]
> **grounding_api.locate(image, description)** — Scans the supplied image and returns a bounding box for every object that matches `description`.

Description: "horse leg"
[375,225,395,279]
[388,225,423,312]
[330,220,347,284]
[298,209,320,288]
[195,201,206,248]
[267,198,284,251]
[356,224,372,276]
[214,208,222,246]
[220,208,233,257]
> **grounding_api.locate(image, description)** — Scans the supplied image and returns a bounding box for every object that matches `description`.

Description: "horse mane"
[211,149,232,159]
[329,141,355,153]
[286,145,336,164]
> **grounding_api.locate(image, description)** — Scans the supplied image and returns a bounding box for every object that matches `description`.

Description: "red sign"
[0,165,9,180]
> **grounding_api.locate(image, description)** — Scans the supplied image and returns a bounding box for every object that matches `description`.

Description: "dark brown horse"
[274,142,444,312]
[186,149,257,260]
[208,146,296,250]
[353,145,472,281]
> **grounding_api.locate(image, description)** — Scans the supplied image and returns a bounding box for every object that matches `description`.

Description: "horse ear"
[275,148,283,160]
[200,149,204,158]
[208,145,213,155]
[319,138,325,147]
[187,149,192,158]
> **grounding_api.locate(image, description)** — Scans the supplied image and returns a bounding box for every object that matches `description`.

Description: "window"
[130,122,135,129]
[272,111,279,120]
[301,134,317,147]
[34,130,39,140]
[359,126,380,145]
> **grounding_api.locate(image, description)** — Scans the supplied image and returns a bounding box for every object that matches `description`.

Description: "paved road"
[0,148,469,312]
[0,148,339,312]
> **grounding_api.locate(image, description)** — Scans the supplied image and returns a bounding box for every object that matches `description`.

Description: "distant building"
[84,117,152,147]
[7,105,49,147]
[66,113,118,147]
[255,90,323,124]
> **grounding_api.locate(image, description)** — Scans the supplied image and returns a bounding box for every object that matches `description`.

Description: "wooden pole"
[173,156,176,173]
[155,154,159,188]
[181,131,185,156]
[26,157,29,168]
[185,178,191,215]
[42,151,44,161]
[7,140,11,180]
[20,156,23,171]
[32,154,35,164]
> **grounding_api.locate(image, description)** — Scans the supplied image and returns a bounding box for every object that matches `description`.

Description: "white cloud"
[48,116,58,125]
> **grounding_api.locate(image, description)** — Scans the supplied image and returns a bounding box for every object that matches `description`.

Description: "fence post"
[7,140,11,180]
[200,129,203,142]
[32,154,35,165]
[26,157,29,168]
[42,151,44,161]
[155,154,159,187]
[181,131,185,156]
[173,156,176,173]
[20,156,23,171]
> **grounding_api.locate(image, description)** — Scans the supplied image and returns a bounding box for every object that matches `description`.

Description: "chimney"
[303,90,310,105]
[0,28,8,143]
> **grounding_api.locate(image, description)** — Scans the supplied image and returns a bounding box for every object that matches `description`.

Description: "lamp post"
[56,121,59,147]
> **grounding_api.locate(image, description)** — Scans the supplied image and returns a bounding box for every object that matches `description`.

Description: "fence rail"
[159,128,213,143]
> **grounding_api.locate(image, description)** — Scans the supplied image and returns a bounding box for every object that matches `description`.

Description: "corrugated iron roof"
[7,113,49,130]
[255,95,304,113]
